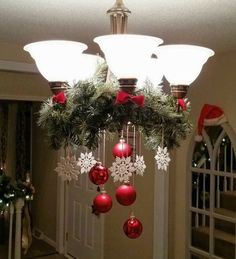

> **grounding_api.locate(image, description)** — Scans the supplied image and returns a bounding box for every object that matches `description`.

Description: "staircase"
[192,191,236,259]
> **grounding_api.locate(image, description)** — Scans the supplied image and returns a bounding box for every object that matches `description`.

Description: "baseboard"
[32,227,56,248]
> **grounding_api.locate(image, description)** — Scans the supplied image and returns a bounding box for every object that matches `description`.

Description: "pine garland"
[0,169,34,211]
[38,66,192,151]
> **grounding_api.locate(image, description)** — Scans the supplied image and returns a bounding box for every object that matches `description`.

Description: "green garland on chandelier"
[38,65,192,151]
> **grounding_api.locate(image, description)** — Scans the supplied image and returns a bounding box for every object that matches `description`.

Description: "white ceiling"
[0,0,236,55]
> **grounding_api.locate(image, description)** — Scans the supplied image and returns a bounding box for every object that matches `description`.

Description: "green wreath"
[38,65,192,151]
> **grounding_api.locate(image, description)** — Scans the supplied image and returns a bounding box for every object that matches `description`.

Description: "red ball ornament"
[116,183,136,206]
[89,162,109,185]
[112,138,132,158]
[93,192,112,213]
[123,216,143,239]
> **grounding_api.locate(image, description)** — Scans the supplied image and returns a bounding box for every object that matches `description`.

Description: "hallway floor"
[0,238,67,259]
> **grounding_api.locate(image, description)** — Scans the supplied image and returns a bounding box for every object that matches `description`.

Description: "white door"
[66,164,104,259]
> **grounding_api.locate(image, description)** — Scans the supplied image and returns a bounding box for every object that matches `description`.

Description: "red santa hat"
[195,104,227,142]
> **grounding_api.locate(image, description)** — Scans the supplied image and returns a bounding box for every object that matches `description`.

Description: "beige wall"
[0,42,50,100]
[32,103,58,241]
[170,49,236,258]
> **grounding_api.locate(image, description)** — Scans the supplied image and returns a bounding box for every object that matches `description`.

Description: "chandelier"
[23,0,215,239]
[23,0,214,96]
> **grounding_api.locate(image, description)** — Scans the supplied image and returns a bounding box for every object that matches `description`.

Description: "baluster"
[217,149,220,208]
[224,144,227,191]
[203,162,206,226]
[196,175,199,227]
[8,203,14,259]
[230,145,234,191]
[14,198,24,259]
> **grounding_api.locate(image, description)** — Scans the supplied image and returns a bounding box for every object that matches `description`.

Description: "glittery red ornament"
[116,183,136,206]
[123,216,143,239]
[112,138,132,158]
[89,162,109,185]
[93,192,112,213]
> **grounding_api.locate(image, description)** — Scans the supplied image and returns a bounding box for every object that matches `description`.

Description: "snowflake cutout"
[155,146,171,171]
[77,152,96,174]
[134,155,146,176]
[55,155,80,181]
[109,156,135,183]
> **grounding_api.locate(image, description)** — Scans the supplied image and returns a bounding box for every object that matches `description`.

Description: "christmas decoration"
[115,183,136,206]
[115,90,145,108]
[109,156,135,183]
[134,155,146,176]
[0,169,34,212]
[77,151,96,174]
[123,216,143,239]
[89,162,109,185]
[38,67,192,151]
[55,155,80,181]
[195,104,227,142]
[52,91,67,105]
[93,191,112,213]
[178,98,186,110]
[155,146,171,171]
[112,138,132,158]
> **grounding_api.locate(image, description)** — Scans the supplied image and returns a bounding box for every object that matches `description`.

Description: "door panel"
[67,160,103,259]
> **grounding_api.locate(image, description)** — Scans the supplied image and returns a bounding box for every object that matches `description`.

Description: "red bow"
[178,98,186,110]
[115,91,145,108]
[52,91,67,105]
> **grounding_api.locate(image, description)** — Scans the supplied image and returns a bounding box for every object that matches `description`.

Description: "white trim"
[43,234,57,248]
[32,227,56,248]
[0,94,47,102]
[204,114,227,126]
[56,150,66,254]
[153,164,169,259]
[0,60,38,74]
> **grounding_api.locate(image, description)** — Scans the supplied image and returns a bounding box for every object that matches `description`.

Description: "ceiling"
[0,0,235,55]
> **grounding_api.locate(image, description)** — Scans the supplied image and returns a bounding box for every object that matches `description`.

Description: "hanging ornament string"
[126,122,130,157]
[130,123,136,216]
[155,127,171,171]
[97,129,101,162]
[102,130,106,165]
[132,124,136,185]
[100,129,106,191]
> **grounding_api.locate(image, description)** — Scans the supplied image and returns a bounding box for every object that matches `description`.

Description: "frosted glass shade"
[137,58,163,87]
[24,40,87,83]
[74,54,105,83]
[94,34,163,79]
[157,44,214,85]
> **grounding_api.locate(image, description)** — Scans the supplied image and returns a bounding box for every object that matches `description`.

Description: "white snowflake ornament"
[109,156,135,183]
[77,152,96,174]
[134,155,146,176]
[55,155,80,181]
[155,146,171,171]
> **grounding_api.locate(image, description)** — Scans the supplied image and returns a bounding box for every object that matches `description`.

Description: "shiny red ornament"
[112,138,132,158]
[93,192,112,213]
[89,162,109,185]
[116,183,136,206]
[123,216,143,239]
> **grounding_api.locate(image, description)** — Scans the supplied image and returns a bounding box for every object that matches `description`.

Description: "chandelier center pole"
[107,0,131,34]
